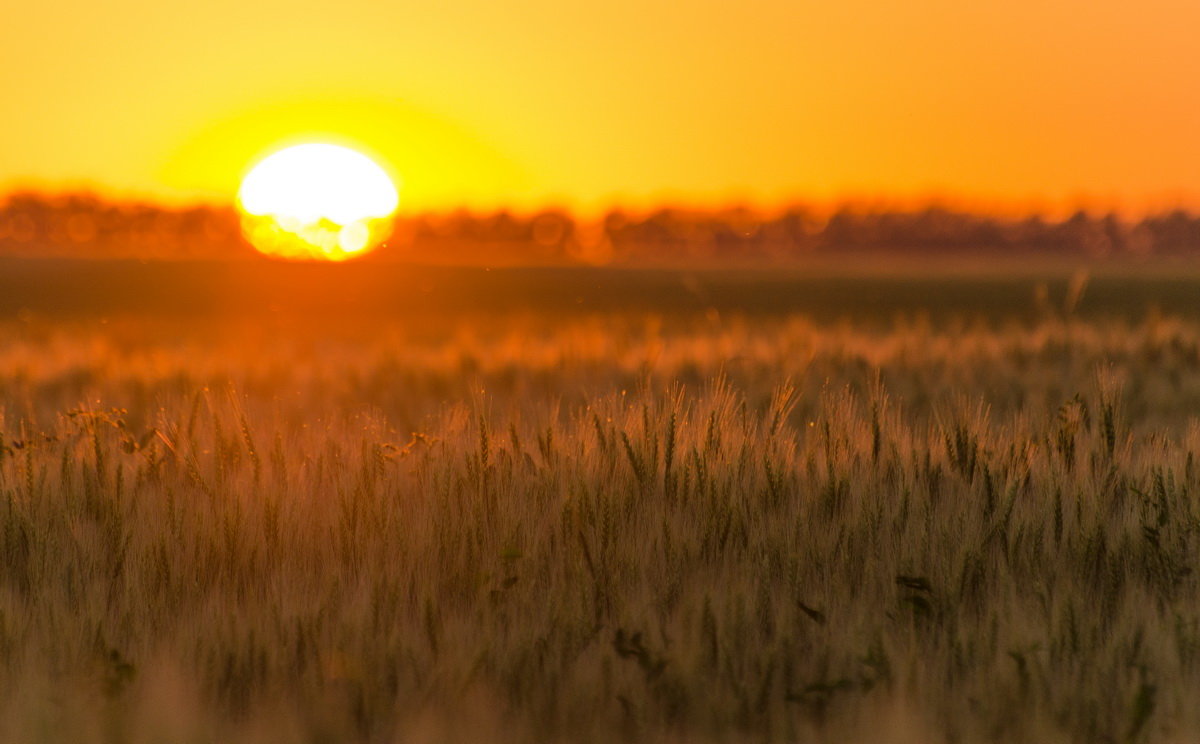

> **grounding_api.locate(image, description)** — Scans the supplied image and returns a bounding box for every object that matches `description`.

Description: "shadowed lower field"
[2,263,1200,742]
[2,258,1200,321]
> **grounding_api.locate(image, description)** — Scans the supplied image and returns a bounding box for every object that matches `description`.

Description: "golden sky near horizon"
[2,0,1198,213]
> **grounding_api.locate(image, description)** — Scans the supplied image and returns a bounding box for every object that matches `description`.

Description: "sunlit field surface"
[5,264,1200,742]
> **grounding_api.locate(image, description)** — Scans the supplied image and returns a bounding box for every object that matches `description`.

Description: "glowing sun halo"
[237,143,399,261]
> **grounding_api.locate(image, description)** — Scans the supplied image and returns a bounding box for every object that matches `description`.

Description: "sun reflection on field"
[237,143,399,261]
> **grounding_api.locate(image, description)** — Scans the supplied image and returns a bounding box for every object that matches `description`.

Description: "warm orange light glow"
[5,1,1200,213]
[237,144,399,261]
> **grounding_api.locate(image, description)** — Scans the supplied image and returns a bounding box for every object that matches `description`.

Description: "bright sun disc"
[238,143,399,261]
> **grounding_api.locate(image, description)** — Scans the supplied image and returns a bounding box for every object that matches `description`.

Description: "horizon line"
[5,183,1200,221]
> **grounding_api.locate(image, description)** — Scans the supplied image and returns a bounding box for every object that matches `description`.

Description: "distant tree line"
[0,193,246,260]
[1,191,1198,264]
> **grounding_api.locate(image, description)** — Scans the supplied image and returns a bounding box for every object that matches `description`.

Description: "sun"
[237,143,399,261]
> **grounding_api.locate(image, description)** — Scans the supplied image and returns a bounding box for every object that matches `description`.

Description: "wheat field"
[3,275,1200,742]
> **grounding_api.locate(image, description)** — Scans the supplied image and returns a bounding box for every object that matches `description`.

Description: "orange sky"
[2,0,1199,213]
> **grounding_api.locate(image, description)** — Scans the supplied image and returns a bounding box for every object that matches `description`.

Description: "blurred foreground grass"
[2,266,1200,742]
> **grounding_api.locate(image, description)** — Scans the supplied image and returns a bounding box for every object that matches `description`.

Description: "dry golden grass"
[2,309,1200,742]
